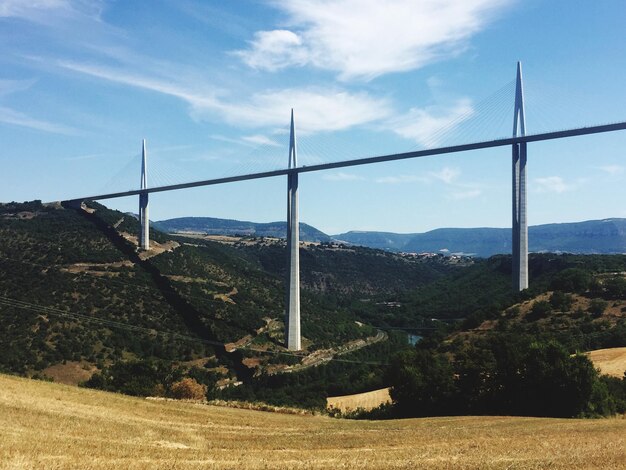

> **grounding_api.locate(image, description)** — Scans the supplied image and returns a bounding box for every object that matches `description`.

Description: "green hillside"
[154,216,331,242]
[0,200,459,403]
[2,200,626,415]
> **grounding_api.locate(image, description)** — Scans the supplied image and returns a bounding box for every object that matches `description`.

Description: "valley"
[1,200,625,417]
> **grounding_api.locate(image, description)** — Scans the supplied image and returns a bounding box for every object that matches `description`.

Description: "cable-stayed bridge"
[61,63,626,351]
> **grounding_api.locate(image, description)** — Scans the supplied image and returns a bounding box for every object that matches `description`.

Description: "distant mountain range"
[333,219,626,257]
[155,216,626,257]
[153,217,331,243]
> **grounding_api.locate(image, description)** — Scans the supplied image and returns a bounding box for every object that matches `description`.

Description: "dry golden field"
[327,387,391,413]
[1,374,625,470]
[588,347,626,378]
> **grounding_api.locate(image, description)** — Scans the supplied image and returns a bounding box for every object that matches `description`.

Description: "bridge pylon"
[285,110,301,351]
[512,62,528,291]
[139,139,150,251]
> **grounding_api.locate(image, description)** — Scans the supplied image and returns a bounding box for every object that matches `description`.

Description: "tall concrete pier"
[512,62,528,291]
[285,110,301,350]
[138,139,150,251]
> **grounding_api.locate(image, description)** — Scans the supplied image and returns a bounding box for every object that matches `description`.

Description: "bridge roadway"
[65,121,626,204]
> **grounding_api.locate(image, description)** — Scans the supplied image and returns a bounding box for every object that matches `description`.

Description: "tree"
[550,291,573,312]
[170,378,207,400]
[588,298,608,317]
[527,300,551,321]
[387,349,455,416]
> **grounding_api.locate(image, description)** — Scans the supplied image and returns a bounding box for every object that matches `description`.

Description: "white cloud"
[235,30,309,71]
[178,154,221,163]
[0,105,76,134]
[449,189,481,200]
[241,134,281,147]
[429,166,461,184]
[375,174,428,184]
[534,176,571,193]
[0,0,70,18]
[322,172,365,181]
[210,134,252,146]
[375,167,462,185]
[386,98,474,147]
[0,0,103,25]
[216,87,392,134]
[56,60,390,134]
[597,165,624,175]
[57,60,222,110]
[0,79,37,96]
[0,78,76,134]
[236,0,512,80]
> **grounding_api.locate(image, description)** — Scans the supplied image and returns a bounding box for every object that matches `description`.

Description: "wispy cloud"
[241,134,281,147]
[375,166,462,185]
[210,134,253,147]
[0,0,105,31]
[0,0,72,20]
[386,99,474,146]
[55,59,391,134]
[449,189,481,200]
[56,60,222,110]
[0,105,76,134]
[217,87,392,134]
[323,172,365,181]
[375,174,428,184]
[235,0,513,80]
[0,79,37,96]
[178,154,221,163]
[597,165,624,176]
[534,176,572,193]
[235,30,309,71]
[429,166,461,184]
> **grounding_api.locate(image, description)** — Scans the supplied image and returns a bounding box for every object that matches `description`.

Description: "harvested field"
[1,373,625,469]
[42,360,98,385]
[588,347,626,378]
[327,387,391,413]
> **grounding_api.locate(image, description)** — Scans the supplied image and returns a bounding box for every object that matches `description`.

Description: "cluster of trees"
[1,200,417,383]
[240,241,455,297]
[386,333,626,418]
[218,333,408,409]
[83,359,219,398]
[4,200,626,421]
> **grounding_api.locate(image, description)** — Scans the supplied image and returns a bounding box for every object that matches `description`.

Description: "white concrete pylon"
[139,139,150,251]
[285,109,301,350]
[512,62,528,291]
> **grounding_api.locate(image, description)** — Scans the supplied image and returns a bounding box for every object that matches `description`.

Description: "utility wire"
[0,294,390,366]
[0,254,439,333]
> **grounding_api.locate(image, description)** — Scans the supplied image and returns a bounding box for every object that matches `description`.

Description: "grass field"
[1,374,625,469]
[588,347,626,378]
[327,387,391,413]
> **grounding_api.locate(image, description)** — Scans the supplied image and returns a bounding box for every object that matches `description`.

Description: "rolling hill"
[154,215,626,256]
[153,216,331,242]
[2,200,626,414]
[0,200,460,402]
[1,373,625,469]
[333,218,626,256]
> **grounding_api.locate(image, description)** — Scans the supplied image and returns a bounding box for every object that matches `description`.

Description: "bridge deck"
[65,121,626,203]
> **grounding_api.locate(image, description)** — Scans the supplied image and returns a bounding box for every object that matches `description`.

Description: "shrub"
[527,300,551,321]
[588,299,608,317]
[549,291,573,312]
[170,378,207,400]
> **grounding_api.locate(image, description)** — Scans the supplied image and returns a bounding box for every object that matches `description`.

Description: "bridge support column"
[512,62,528,291]
[139,139,150,251]
[285,110,301,350]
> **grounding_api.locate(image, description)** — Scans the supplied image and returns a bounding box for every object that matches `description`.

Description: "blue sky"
[1,0,625,234]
